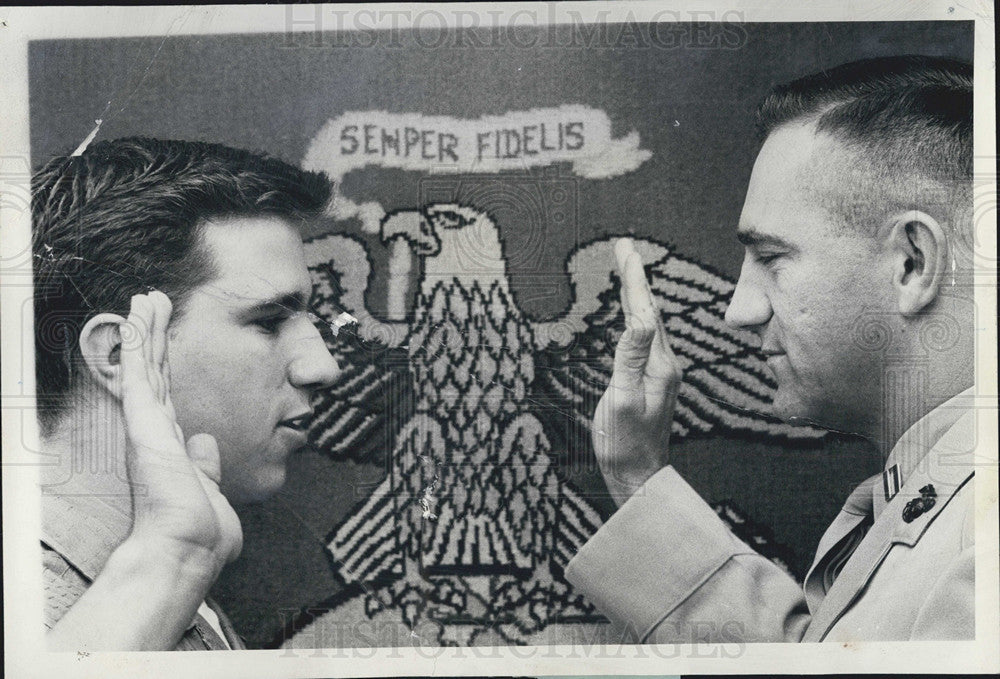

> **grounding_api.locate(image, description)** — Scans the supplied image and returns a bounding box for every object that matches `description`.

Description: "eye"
[252,314,289,334]
[753,251,783,266]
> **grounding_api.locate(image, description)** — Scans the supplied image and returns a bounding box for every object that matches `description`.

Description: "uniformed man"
[566,55,980,642]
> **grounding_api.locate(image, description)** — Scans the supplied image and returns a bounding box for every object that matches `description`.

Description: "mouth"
[278,413,311,433]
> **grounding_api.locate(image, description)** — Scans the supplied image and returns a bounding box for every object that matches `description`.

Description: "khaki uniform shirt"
[565,388,979,642]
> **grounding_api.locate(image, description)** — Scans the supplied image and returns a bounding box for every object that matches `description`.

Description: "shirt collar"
[874,386,974,517]
[41,490,207,633]
[40,490,132,583]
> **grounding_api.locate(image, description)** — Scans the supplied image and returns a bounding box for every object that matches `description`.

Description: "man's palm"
[120,292,242,572]
[592,240,682,507]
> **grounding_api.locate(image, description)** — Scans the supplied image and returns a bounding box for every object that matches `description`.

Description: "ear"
[886,210,950,316]
[78,313,129,401]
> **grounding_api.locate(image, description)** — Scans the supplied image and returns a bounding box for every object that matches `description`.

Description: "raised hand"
[118,291,242,577]
[592,239,683,507]
[48,291,244,650]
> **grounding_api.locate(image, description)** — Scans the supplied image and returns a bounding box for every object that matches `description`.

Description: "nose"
[287,320,340,391]
[725,257,772,330]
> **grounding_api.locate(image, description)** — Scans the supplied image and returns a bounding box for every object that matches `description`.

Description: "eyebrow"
[735,228,796,251]
[240,291,309,316]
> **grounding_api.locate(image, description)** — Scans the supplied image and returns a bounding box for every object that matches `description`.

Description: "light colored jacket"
[565,391,978,642]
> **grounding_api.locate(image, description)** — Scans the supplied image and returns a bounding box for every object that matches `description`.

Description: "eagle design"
[284,204,823,648]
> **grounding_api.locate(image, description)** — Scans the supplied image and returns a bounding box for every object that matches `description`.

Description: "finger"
[186,433,222,486]
[162,325,176,407]
[637,271,679,376]
[129,294,154,368]
[162,347,172,400]
[636,266,676,366]
[119,301,154,403]
[618,246,679,378]
[148,290,172,374]
[614,238,634,275]
[125,294,156,392]
[644,373,680,420]
[651,323,680,375]
[610,322,656,393]
[140,293,162,402]
[624,251,656,334]
[146,292,162,372]
[614,238,634,318]
[148,291,173,403]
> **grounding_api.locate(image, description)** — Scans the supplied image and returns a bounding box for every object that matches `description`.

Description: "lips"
[278,412,311,432]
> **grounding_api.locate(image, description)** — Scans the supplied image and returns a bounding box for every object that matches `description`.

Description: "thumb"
[186,433,222,486]
[611,325,655,391]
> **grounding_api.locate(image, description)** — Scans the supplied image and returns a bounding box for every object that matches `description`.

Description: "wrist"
[111,532,221,591]
[602,462,669,508]
[47,534,220,650]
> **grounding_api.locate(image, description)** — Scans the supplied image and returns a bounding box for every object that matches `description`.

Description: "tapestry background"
[29,20,973,647]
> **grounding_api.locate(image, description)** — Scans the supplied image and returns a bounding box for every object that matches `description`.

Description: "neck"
[856,294,975,461]
[869,391,938,461]
[865,362,973,463]
[41,393,133,521]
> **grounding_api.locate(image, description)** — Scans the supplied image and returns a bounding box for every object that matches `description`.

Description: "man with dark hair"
[566,56,979,641]
[33,138,340,649]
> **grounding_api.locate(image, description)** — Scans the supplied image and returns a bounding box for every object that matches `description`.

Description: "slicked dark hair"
[32,137,332,433]
[753,55,972,237]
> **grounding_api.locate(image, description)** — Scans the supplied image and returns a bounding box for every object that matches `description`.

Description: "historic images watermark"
[275,614,748,658]
[283,5,749,51]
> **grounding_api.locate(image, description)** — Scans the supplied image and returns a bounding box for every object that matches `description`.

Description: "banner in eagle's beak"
[302,105,652,233]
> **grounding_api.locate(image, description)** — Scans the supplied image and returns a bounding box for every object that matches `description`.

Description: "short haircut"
[32,137,332,433]
[755,55,972,239]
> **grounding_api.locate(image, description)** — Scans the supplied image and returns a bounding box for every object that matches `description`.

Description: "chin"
[770,389,828,428]
[768,388,801,422]
[224,466,288,505]
[776,393,859,435]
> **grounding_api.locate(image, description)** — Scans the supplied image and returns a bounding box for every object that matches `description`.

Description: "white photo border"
[2,2,996,677]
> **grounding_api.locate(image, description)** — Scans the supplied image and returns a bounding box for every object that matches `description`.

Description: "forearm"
[642,552,811,643]
[46,536,218,651]
[567,465,809,643]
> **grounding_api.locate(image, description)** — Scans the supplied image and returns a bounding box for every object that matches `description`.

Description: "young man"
[567,56,980,641]
[33,138,340,650]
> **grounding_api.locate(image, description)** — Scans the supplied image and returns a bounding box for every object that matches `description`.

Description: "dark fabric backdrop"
[29,21,973,646]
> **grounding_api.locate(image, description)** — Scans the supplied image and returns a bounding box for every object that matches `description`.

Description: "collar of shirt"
[872,386,974,519]
[40,490,208,633]
[196,600,231,648]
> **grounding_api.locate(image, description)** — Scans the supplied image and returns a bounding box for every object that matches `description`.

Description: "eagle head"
[380,209,441,256]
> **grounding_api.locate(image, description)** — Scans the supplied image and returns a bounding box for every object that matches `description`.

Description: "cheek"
[779,276,885,380]
[166,329,278,436]
[776,264,863,330]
